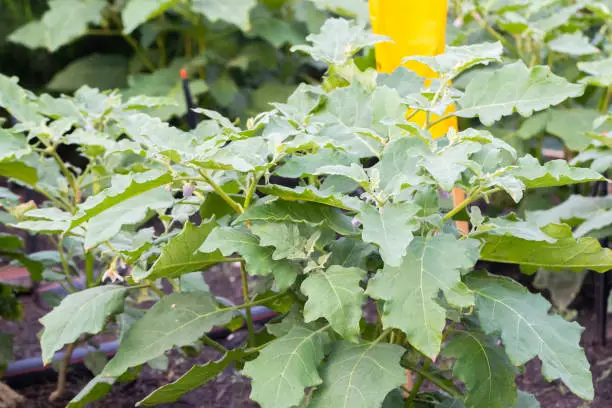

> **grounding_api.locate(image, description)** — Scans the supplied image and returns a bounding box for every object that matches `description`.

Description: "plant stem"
[599,86,612,114]
[243,173,262,210]
[470,11,520,58]
[123,34,156,72]
[85,250,95,287]
[401,359,463,399]
[202,335,226,353]
[427,114,455,130]
[442,188,481,222]
[48,342,76,401]
[240,262,255,347]
[57,238,77,292]
[200,171,244,214]
[406,359,431,407]
[147,281,165,298]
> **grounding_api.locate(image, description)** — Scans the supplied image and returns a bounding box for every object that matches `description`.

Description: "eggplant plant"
[3,16,612,408]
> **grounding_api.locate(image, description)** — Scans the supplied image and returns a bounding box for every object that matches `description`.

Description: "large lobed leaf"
[366,234,480,358]
[466,272,593,400]
[478,223,612,272]
[301,266,367,341]
[243,325,330,408]
[456,61,584,126]
[309,341,406,408]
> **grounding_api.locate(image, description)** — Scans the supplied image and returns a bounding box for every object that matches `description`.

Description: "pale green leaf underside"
[41,285,128,363]
[102,292,232,377]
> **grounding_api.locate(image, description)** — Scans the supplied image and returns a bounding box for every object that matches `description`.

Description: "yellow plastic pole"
[369,0,468,235]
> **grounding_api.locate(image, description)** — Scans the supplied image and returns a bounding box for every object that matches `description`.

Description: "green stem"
[442,188,481,222]
[202,335,226,353]
[427,114,456,130]
[406,359,431,407]
[200,171,244,214]
[599,86,612,114]
[240,262,255,347]
[471,11,520,58]
[401,360,463,399]
[85,250,95,288]
[57,238,77,292]
[147,281,165,298]
[123,34,156,72]
[243,173,262,210]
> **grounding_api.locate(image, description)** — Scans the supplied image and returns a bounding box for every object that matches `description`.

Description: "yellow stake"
[369,0,468,235]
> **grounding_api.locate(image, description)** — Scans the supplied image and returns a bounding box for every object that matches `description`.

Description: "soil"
[3,263,612,407]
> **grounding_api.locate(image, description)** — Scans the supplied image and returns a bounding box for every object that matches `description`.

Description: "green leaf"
[355,202,420,267]
[40,285,129,363]
[327,237,376,270]
[0,333,13,370]
[250,222,323,261]
[235,200,357,235]
[292,17,389,65]
[422,142,482,191]
[136,350,245,406]
[191,0,257,30]
[144,221,226,281]
[9,0,106,52]
[374,137,428,194]
[257,185,359,211]
[102,292,233,377]
[466,272,594,400]
[47,54,128,91]
[0,129,30,161]
[473,217,556,242]
[66,376,115,408]
[309,341,406,408]
[276,149,353,178]
[200,226,298,290]
[84,187,173,248]
[300,266,366,340]
[457,61,584,126]
[0,161,38,185]
[443,330,517,408]
[548,32,599,56]
[243,326,330,408]
[510,155,603,189]
[478,223,612,272]
[546,108,601,151]
[526,195,612,227]
[122,0,177,34]
[0,74,42,124]
[578,57,612,87]
[515,391,541,408]
[310,0,370,24]
[404,42,503,78]
[366,235,480,358]
[69,170,172,234]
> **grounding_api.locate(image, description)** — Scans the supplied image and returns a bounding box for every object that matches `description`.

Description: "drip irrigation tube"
[2,277,279,384]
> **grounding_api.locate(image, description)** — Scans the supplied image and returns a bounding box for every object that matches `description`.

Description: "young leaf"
[136,350,246,406]
[102,292,233,377]
[84,187,173,248]
[326,237,376,270]
[191,0,258,31]
[404,42,503,78]
[355,202,420,267]
[509,155,603,189]
[422,142,482,191]
[478,223,612,272]
[250,222,324,261]
[234,200,357,235]
[40,285,129,363]
[374,137,429,194]
[0,74,42,124]
[257,185,360,211]
[144,221,227,281]
[242,325,330,408]
[443,330,517,408]
[9,0,106,52]
[200,226,298,290]
[300,266,367,341]
[309,341,405,408]
[291,18,389,65]
[456,61,584,126]
[68,170,172,233]
[548,32,600,56]
[122,0,177,34]
[466,272,594,400]
[366,235,480,358]
[473,218,555,242]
